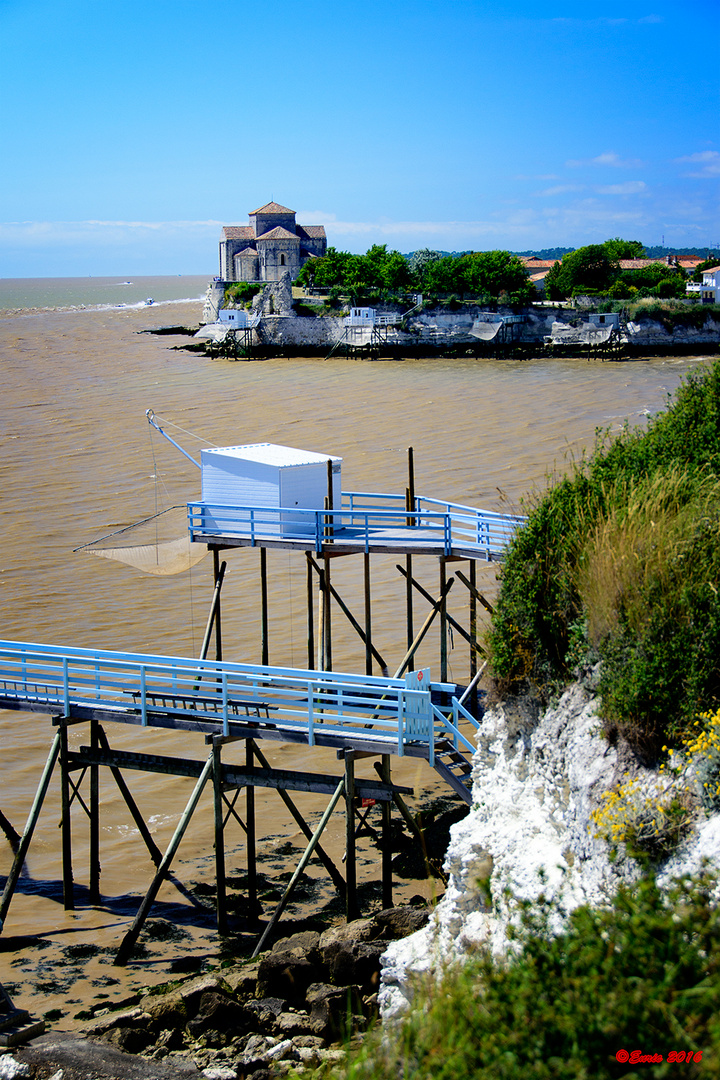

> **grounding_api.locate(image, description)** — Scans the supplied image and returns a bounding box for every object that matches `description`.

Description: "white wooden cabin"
[218,309,250,326]
[200,443,342,537]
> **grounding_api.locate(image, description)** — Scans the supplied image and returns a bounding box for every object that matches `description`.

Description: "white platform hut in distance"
[200,443,342,537]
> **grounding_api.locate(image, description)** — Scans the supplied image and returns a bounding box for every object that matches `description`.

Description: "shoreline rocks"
[16,906,430,1080]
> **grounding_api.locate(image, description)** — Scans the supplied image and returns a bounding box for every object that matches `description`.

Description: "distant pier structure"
[0,424,524,962]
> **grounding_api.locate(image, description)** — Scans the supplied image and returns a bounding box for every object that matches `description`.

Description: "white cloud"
[596,181,648,195]
[567,151,644,169]
[535,185,585,197]
[674,151,720,178]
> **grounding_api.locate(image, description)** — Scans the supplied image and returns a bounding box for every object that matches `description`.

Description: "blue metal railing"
[187,490,525,559]
[0,641,460,757]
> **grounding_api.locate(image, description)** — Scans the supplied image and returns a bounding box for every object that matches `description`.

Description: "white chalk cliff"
[379,678,720,1020]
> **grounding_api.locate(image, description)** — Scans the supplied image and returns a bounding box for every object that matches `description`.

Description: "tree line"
[295,243,534,306]
[544,238,719,301]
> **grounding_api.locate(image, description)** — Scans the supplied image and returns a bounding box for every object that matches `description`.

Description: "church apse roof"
[250,201,295,216]
[256,226,301,241]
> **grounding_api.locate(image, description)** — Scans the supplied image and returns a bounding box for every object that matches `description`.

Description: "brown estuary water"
[0,276,711,1025]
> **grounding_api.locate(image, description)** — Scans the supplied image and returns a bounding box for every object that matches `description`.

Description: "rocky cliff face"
[379,679,720,1020]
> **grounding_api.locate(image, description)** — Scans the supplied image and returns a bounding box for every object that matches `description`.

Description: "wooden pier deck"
[187,490,525,561]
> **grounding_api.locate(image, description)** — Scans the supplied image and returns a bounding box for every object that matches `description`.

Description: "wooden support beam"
[212,549,224,662]
[60,721,74,911]
[454,568,495,614]
[246,741,257,919]
[0,810,20,855]
[251,778,345,958]
[439,559,448,684]
[469,561,478,717]
[344,752,359,922]
[260,547,269,667]
[396,564,486,657]
[212,742,228,935]
[306,552,314,671]
[89,717,101,905]
[323,553,332,671]
[114,751,214,965]
[380,755,393,909]
[0,732,61,930]
[374,762,448,885]
[364,553,372,677]
[392,577,455,679]
[96,726,163,867]
[249,741,346,896]
[307,553,389,676]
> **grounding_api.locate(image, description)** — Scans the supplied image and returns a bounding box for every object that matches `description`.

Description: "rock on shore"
[11,906,428,1080]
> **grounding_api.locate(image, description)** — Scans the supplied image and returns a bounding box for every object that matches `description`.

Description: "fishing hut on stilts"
[0,412,525,963]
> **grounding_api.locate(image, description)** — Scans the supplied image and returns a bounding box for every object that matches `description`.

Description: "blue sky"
[1,0,718,276]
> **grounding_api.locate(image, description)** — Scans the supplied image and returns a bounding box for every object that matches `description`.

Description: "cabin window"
[280,254,286,266]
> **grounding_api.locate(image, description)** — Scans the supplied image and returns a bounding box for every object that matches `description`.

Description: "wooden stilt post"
[469,560,478,715]
[406,447,416,671]
[114,752,214,965]
[364,553,372,676]
[213,548,223,662]
[405,553,414,672]
[317,561,325,671]
[246,741,257,919]
[380,755,393,909]
[0,731,61,929]
[306,553,314,671]
[323,553,332,672]
[260,547,269,667]
[212,741,228,935]
[59,721,74,911]
[344,751,358,922]
[439,558,448,685]
[89,717,101,905]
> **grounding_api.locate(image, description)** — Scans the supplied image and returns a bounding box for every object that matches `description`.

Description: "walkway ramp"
[0,641,480,801]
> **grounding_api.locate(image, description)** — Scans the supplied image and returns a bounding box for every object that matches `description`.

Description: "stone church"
[219,202,327,282]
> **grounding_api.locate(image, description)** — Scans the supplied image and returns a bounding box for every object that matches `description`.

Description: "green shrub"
[224,282,262,308]
[336,873,720,1080]
[488,359,720,752]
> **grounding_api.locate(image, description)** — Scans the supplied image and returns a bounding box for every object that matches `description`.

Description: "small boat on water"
[144,298,154,306]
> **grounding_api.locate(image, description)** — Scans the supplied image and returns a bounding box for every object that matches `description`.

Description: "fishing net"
[76,506,208,576]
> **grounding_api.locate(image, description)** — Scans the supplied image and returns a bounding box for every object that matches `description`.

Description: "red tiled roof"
[250,201,295,215]
[296,224,327,239]
[222,226,254,240]
[520,258,557,269]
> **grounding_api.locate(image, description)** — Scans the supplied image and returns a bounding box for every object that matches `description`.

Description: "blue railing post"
[63,657,70,715]
[222,671,229,735]
[308,682,315,745]
[140,665,147,726]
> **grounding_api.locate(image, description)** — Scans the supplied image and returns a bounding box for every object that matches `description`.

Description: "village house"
[700,265,720,304]
[219,202,327,283]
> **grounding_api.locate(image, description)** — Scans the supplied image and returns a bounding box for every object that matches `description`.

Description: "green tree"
[545,244,619,299]
[460,250,533,304]
[603,237,646,260]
